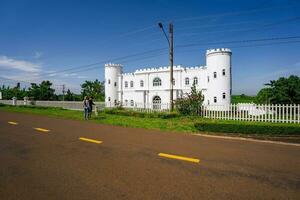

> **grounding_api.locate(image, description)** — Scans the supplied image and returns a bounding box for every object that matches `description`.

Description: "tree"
[256,75,300,104]
[256,88,272,104]
[28,81,56,100]
[0,84,28,100]
[64,89,74,101]
[175,83,204,115]
[81,79,104,101]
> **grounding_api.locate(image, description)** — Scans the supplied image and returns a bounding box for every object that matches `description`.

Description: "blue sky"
[0,0,300,95]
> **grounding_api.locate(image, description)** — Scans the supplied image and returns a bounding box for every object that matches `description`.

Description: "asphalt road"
[0,111,299,200]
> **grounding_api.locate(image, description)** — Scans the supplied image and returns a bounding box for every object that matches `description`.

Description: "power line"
[175,36,300,48]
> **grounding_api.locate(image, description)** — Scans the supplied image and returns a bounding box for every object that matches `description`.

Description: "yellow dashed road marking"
[34,128,50,132]
[158,153,200,163]
[79,137,102,144]
[8,121,18,125]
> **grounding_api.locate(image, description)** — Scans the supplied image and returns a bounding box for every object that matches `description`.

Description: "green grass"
[0,104,299,136]
[231,95,256,104]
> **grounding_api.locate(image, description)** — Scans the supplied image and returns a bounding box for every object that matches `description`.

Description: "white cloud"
[77,75,88,79]
[33,51,43,59]
[0,56,41,72]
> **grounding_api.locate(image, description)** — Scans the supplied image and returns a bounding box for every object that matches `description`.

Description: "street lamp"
[158,22,174,111]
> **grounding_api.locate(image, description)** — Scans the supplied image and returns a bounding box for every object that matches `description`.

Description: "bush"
[175,83,204,115]
[194,122,300,135]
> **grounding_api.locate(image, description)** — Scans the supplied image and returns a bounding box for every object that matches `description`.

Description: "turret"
[104,63,122,106]
[206,48,232,106]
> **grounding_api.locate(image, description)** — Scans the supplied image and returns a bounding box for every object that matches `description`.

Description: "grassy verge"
[0,104,299,137]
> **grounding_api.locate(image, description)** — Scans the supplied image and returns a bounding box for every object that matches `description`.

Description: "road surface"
[0,111,299,200]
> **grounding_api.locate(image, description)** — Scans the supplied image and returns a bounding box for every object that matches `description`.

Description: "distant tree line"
[0,79,105,101]
[256,75,300,104]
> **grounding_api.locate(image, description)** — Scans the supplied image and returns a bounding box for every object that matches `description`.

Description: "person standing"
[83,96,90,120]
[88,97,95,119]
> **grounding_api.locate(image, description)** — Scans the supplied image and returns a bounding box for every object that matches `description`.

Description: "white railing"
[105,102,170,113]
[1,100,299,123]
[0,99,106,111]
[201,103,300,124]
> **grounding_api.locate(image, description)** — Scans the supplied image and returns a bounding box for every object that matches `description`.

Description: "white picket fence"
[106,102,170,113]
[201,103,300,124]
[1,99,299,123]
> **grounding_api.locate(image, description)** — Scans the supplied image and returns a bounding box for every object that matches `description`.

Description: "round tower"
[206,48,232,106]
[104,63,122,106]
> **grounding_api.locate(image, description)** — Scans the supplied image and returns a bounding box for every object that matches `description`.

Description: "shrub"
[103,108,179,119]
[175,83,204,115]
[194,122,300,135]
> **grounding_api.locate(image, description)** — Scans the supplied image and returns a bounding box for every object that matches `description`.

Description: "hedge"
[104,108,180,119]
[194,122,300,135]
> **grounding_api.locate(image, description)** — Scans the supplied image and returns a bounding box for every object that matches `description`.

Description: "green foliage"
[28,81,56,100]
[256,75,300,104]
[0,84,28,100]
[194,122,300,135]
[175,83,204,115]
[104,108,180,119]
[231,94,256,104]
[81,79,104,101]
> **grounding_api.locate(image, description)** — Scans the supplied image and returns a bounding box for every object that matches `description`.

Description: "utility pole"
[62,84,65,101]
[158,22,174,111]
[169,23,174,111]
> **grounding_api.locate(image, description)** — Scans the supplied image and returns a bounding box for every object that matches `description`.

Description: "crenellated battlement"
[105,63,123,67]
[132,65,206,74]
[206,48,232,56]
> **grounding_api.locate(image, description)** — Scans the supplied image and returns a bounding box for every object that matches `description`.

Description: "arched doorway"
[153,96,161,110]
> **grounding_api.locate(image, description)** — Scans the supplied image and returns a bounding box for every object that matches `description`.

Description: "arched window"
[114,82,117,87]
[214,97,217,103]
[223,92,226,99]
[125,81,128,88]
[130,100,134,106]
[153,77,161,86]
[213,72,217,78]
[108,97,111,101]
[185,77,189,85]
[207,76,210,82]
[193,77,198,85]
[130,81,134,88]
[222,69,226,76]
[153,96,161,110]
[140,80,144,87]
[108,79,111,84]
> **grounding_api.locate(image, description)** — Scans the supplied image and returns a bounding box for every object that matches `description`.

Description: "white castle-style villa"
[105,48,232,109]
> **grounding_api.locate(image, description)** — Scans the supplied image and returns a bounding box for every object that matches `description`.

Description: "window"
[130,100,134,106]
[185,77,189,85]
[172,78,175,86]
[125,81,128,88]
[153,77,161,86]
[207,76,210,82]
[208,100,210,105]
[214,97,217,103]
[213,72,217,78]
[193,77,198,85]
[108,97,111,101]
[114,82,117,87]
[222,69,226,76]
[140,80,144,87]
[108,79,111,84]
[130,81,134,88]
[125,100,128,105]
[153,96,161,110]
[223,92,226,99]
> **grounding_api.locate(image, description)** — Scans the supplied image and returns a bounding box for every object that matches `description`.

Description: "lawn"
[0,104,299,137]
